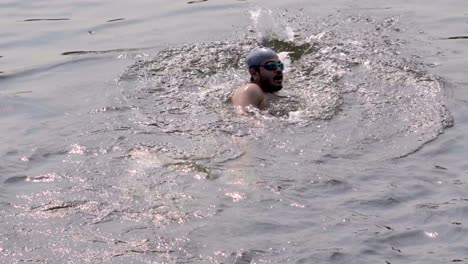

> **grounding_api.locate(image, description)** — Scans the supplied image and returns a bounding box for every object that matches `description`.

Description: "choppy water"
[1,1,468,263]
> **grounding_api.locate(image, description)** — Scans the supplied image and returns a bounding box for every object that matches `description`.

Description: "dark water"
[1,1,468,263]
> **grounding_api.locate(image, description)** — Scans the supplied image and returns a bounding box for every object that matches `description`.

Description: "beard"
[258,74,283,93]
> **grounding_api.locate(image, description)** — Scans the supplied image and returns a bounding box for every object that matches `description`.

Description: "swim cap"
[246,47,279,69]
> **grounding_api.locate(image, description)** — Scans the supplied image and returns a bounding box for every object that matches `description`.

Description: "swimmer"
[231,47,284,112]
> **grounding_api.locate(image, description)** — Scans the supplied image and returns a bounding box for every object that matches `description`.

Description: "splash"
[119,8,452,160]
[248,7,295,43]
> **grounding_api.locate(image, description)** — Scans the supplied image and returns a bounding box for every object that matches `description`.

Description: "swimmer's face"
[250,58,283,93]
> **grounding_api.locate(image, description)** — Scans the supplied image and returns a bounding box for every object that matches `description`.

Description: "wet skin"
[231,58,283,111]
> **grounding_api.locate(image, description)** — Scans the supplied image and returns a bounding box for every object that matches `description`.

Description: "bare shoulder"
[231,83,266,109]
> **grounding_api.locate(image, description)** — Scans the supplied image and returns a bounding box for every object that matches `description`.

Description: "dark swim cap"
[246,47,279,69]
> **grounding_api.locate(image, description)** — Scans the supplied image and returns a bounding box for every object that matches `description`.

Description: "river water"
[1,1,468,263]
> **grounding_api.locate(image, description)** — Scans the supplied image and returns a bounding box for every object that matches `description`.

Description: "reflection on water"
[22,18,70,22]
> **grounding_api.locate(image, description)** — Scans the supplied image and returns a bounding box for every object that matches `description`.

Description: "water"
[1,1,468,263]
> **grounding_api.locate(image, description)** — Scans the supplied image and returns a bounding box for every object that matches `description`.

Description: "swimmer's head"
[246,47,279,70]
[246,47,283,93]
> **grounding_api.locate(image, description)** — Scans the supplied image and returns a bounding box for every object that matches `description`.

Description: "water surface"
[1,1,468,263]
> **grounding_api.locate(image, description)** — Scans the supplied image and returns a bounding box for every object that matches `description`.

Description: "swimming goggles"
[252,61,284,71]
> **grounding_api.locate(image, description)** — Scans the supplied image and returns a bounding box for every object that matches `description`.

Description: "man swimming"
[231,47,284,111]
